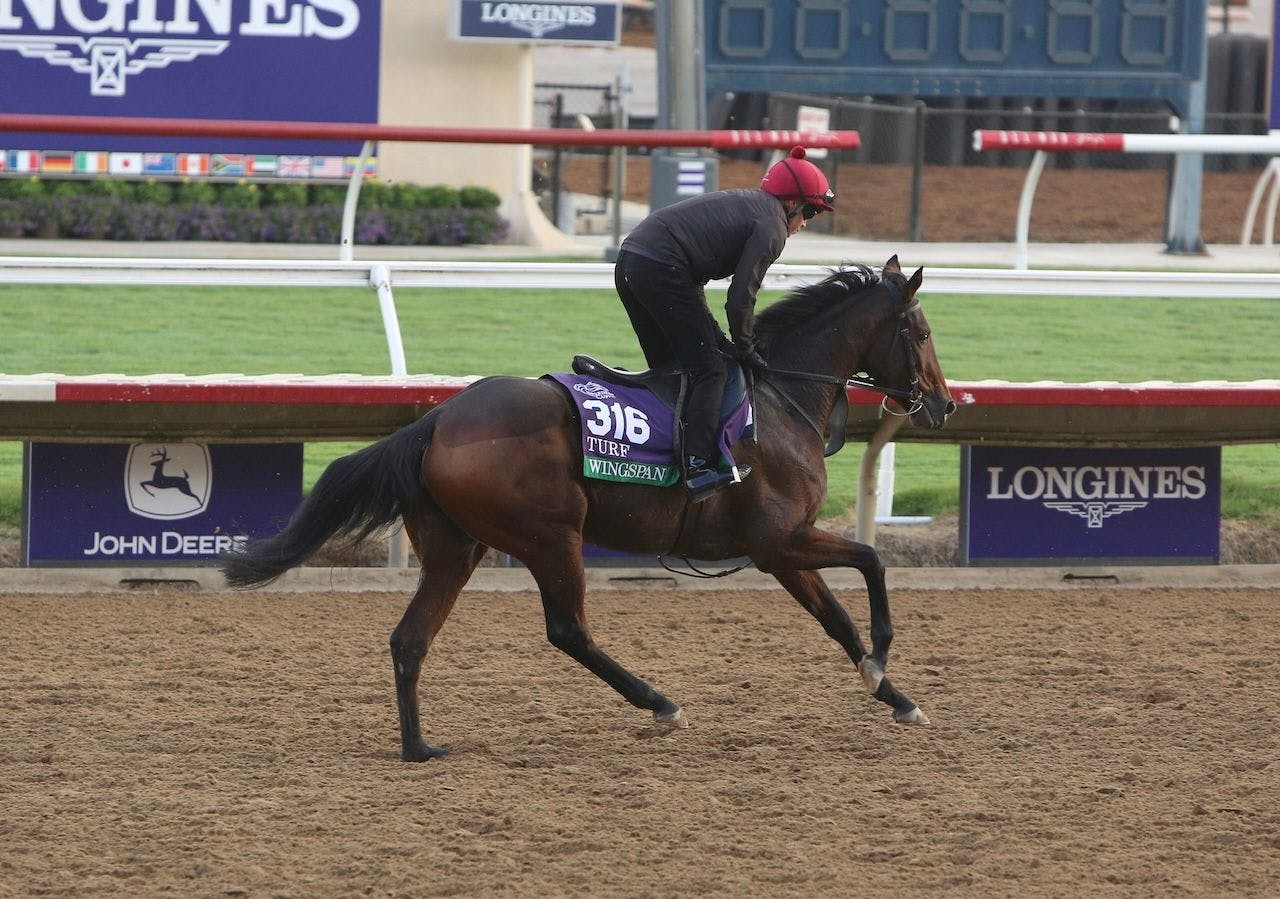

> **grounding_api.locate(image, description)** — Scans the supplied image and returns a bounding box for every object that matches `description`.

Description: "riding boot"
[683,455,750,503]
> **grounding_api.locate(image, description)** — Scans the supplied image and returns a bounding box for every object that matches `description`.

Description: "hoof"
[858,659,885,693]
[653,707,690,730]
[402,742,448,762]
[893,705,931,726]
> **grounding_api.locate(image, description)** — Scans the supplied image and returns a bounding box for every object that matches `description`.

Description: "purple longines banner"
[24,442,302,566]
[449,1,619,44]
[962,445,1221,566]
[0,0,381,155]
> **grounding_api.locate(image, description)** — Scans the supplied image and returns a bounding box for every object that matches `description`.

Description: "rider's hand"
[732,339,768,371]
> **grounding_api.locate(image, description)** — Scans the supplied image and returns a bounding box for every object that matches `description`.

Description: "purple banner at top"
[0,0,381,155]
[450,1,619,45]
[963,445,1221,565]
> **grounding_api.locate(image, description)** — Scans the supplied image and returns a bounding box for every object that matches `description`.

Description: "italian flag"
[74,151,108,174]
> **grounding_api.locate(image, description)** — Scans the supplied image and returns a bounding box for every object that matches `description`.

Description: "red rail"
[0,113,859,151]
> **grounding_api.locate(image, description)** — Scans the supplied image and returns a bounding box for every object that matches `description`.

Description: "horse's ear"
[906,267,924,299]
[883,254,901,274]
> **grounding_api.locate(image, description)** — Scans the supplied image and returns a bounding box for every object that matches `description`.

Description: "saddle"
[571,354,748,422]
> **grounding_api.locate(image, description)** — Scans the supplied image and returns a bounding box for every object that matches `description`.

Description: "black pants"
[614,250,727,463]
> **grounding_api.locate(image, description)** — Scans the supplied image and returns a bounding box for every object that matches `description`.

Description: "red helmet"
[760,146,835,212]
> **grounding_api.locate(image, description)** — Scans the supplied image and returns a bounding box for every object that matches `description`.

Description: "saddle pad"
[547,374,753,487]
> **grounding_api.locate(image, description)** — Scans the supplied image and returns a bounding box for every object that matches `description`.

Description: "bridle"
[756,278,925,456]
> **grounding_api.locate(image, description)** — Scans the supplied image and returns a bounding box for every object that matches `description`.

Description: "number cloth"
[547,374,754,487]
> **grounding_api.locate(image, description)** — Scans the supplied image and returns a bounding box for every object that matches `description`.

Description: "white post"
[368,263,412,567]
[1014,150,1047,271]
[369,264,407,377]
[874,440,934,527]
[339,140,374,262]
[855,414,906,546]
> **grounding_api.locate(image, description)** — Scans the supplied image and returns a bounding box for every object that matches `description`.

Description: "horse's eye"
[917,332,930,344]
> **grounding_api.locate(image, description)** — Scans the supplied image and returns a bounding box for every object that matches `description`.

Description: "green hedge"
[0,177,508,245]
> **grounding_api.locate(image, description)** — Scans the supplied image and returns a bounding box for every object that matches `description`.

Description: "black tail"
[221,413,437,588]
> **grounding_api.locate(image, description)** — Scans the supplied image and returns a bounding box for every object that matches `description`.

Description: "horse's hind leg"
[526,541,687,730]
[389,508,486,762]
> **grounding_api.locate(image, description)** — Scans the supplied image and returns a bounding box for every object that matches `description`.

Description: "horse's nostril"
[944,400,957,416]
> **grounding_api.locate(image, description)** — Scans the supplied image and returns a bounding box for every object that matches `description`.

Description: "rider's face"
[786,204,808,235]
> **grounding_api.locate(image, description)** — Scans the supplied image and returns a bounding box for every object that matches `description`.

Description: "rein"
[758,291,925,456]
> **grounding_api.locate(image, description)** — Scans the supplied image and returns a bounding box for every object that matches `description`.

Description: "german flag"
[42,151,74,174]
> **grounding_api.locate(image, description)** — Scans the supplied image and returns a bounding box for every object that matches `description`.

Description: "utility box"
[648,153,719,211]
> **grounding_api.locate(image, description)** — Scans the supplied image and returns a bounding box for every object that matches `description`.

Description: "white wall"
[376,1,573,247]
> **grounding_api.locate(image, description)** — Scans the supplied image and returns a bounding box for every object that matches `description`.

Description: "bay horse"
[222,256,955,761]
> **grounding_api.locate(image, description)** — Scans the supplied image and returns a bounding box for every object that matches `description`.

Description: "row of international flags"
[0,150,379,180]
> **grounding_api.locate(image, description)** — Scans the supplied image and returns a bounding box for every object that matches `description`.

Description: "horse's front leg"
[757,529,929,725]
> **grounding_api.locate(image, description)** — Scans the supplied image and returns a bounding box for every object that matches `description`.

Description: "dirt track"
[3,585,1278,897]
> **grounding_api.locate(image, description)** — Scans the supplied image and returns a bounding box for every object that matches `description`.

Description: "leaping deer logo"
[139,447,201,502]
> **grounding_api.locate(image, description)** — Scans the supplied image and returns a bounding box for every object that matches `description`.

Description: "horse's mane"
[753,264,880,346]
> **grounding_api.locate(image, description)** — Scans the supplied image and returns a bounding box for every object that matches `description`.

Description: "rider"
[612,146,836,502]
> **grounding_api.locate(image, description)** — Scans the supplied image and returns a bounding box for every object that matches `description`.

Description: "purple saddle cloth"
[546,373,754,487]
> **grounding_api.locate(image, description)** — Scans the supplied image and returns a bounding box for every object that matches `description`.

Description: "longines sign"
[449,0,619,44]
[0,0,381,154]
[962,445,1221,565]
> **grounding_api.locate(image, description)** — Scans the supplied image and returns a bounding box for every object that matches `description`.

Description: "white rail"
[3,257,1280,297]
[972,129,1280,268]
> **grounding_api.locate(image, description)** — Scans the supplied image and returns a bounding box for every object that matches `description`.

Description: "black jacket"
[619,189,789,346]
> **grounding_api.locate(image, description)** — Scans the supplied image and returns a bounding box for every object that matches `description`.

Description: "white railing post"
[367,262,411,568]
[339,140,374,262]
[368,263,406,377]
[1014,150,1047,271]
[855,413,906,546]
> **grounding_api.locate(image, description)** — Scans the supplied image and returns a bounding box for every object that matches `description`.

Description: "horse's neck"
[759,376,841,440]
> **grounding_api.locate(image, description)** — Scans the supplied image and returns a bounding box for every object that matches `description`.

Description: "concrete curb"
[3,564,1278,594]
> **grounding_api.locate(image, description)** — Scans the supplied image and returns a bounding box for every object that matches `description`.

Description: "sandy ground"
[2,584,1277,897]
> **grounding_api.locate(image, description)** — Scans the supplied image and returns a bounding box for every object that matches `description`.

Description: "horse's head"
[862,256,955,430]
[755,256,955,431]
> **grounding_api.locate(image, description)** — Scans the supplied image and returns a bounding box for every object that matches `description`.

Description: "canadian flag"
[178,153,209,176]
[108,152,143,175]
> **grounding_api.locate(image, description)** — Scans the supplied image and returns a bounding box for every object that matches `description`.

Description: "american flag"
[310,156,344,178]
[278,155,311,178]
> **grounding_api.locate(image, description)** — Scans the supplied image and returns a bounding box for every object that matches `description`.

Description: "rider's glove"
[731,338,768,371]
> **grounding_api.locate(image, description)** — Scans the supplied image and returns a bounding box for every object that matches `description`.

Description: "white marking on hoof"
[653,708,689,730]
[893,706,931,726]
[858,659,885,693]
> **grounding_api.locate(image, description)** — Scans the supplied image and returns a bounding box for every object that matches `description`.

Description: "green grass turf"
[2,284,1276,528]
